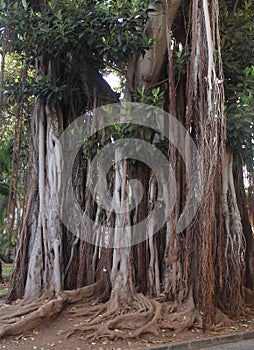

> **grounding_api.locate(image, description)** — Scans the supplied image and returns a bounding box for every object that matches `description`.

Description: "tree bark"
[233,153,254,289]
[8,53,118,302]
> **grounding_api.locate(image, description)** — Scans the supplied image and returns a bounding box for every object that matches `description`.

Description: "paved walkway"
[203,339,254,349]
[139,331,254,350]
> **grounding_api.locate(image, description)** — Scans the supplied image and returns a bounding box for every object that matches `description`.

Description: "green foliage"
[0,141,11,185]
[2,265,13,277]
[3,75,67,101]
[78,86,166,161]
[132,85,165,106]
[221,1,254,80]
[173,44,189,76]
[220,0,254,170]
[0,0,153,102]
[0,289,8,297]
[226,67,254,150]
[0,0,151,69]
[0,131,28,262]
[0,141,12,259]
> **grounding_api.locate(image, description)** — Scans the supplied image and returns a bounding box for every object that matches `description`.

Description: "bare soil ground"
[0,307,254,350]
[0,276,254,350]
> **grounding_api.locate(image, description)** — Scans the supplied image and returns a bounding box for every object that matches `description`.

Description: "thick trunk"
[135,164,150,294]
[220,151,245,312]
[8,54,118,302]
[126,0,181,95]
[109,156,135,307]
[24,99,63,300]
[233,154,254,289]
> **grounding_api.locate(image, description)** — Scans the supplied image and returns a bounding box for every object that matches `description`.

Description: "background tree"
[0,53,30,269]
[221,0,254,289]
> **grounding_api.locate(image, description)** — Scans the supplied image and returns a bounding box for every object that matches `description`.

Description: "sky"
[104,72,121,91]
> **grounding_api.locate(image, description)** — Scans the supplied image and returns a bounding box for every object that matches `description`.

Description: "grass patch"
[0,288,8,297]
[2,265,13,277]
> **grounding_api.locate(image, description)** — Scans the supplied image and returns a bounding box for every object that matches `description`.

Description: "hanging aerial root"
[0,278,105,339]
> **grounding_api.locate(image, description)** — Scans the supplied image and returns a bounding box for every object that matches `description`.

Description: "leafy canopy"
[221,0,254,170]
[0,0,151,69]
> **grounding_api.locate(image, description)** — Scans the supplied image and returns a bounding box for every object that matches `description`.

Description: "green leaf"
[152,87,160,97]
[21,0,27,10]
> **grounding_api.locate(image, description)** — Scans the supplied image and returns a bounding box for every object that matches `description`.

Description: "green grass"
[0,288,8,297]
[0,265,12,298]
[2,265,13,277]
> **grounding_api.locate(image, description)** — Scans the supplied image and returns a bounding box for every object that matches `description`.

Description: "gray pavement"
[203,339,254,349]
[139,331,254,350]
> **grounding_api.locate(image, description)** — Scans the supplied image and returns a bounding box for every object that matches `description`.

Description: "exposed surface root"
[212,308,235,330]
[0,284,235,341]
[64,293,203,341]
[243,287,254,306]
[67,293,163,340]
[0,278,105,338]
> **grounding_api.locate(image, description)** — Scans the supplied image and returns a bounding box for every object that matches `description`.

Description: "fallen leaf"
[15,334,25,341]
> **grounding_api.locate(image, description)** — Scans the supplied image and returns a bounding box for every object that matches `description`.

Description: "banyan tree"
[0,0,253,341]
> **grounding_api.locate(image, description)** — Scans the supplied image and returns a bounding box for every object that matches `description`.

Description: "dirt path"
[0,301,254,350]
[1,273,254,350]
